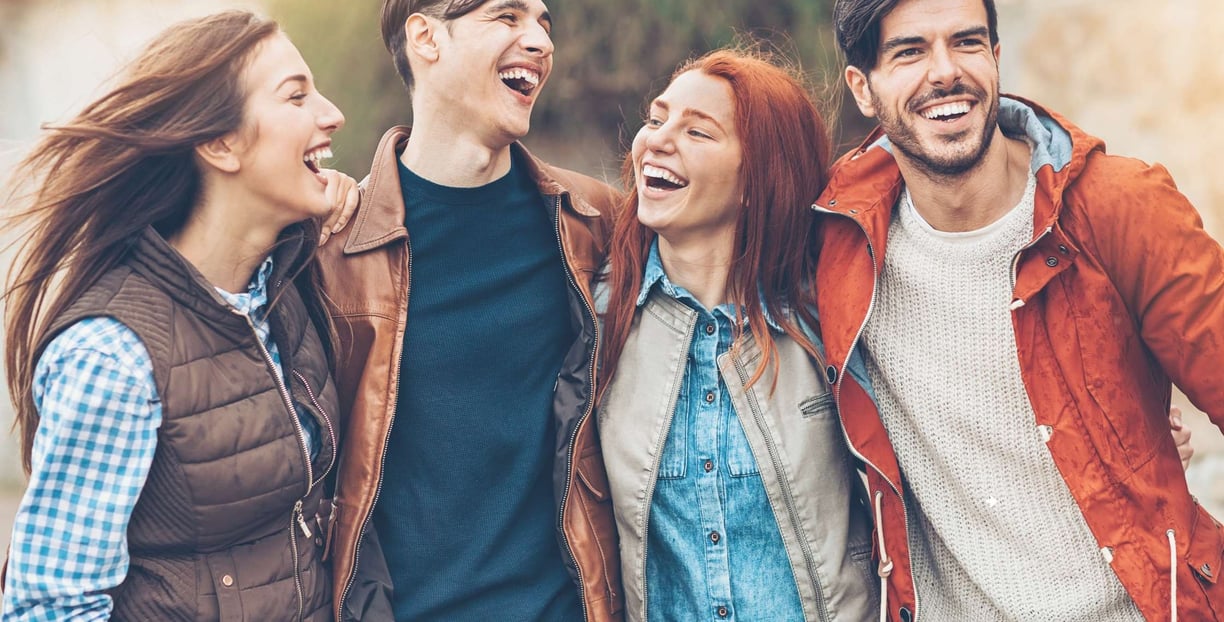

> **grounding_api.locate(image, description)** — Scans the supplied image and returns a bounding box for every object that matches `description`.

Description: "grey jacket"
[598,290,878,621]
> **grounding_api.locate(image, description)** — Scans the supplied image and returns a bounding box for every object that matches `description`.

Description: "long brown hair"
[597,46,834,403]
[2,11,283,473]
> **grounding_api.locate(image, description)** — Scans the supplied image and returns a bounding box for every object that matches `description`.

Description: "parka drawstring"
[875,490,894,622]
[1168,529,1178,621]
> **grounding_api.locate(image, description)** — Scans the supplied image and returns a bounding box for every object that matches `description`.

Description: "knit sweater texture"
[861,172,1143,621]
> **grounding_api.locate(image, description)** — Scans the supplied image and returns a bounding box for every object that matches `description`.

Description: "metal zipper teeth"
[552,194,599,622]
[810,204,918,618]
[337,236,411,616]
[237,311,314,493]
[639,316,697,622]
[291,499,306,621]
[292,369,338,488]
[731,352,831,622]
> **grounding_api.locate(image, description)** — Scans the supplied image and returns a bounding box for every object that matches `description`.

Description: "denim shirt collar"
[637,239,783,331]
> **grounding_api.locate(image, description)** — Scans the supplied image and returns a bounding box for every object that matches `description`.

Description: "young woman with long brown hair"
[2,10,353,620]
[595,47,879,621]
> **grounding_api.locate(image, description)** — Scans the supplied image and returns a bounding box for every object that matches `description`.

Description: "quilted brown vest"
[40,227,338,621]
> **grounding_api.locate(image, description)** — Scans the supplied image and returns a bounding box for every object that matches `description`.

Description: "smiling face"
[225,32,345,225]
[846,0,1002,177]
[428,0,554,145]
[632,70,744,249]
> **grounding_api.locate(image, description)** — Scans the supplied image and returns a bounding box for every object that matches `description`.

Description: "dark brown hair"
[834,0,999,71]
[3,11,287,473]
[380,0,490,91]
[597,45,833,404]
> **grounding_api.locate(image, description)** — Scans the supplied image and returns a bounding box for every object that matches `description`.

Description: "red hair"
[597,46,833,404]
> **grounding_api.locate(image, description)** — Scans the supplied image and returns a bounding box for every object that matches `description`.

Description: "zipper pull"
[294,499,313,538]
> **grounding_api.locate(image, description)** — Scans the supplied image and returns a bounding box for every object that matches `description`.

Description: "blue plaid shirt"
[1,258,311,621]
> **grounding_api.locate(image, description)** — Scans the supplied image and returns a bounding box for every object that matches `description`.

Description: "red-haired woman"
[2,11,355,620]
[595,47,878,621]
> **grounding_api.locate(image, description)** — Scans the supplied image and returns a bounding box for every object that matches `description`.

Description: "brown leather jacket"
[316,127,624,621]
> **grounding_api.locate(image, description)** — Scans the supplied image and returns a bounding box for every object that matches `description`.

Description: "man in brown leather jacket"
[315,0,623,620]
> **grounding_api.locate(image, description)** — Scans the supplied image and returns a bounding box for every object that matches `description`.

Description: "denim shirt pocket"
[656,374,689,479]
[726,415,761,477]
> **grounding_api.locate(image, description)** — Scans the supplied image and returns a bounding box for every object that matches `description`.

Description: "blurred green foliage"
[269,0,873,181]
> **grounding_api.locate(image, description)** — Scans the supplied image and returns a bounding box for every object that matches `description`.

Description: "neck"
[898,130,1032,232]
[656,231,736,312]
[400,97,515,187]
[168,191,283,293]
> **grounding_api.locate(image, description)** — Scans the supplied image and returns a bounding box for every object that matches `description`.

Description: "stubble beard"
[871,82,1000,180]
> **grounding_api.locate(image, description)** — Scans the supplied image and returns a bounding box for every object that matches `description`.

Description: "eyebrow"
[879,26,990,56]
[651,100,727,133]
[486,0,552,29]
[276,74,309,90]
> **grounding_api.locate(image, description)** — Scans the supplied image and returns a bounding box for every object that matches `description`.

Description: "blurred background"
[2,0,1222,553]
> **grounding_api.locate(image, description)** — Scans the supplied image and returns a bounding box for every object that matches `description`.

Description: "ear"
[844,65,877,119]
[405,13,441,65]
[194,134,241,174]
[993,42,1002,65]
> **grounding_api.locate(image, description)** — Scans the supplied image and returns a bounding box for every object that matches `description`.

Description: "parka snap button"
[1203,563,1214,577]
[849,209,859,215]
[899,607,913,622]
[1046,256,1059,267]
[825,365,837,384]
[1058,244,1069,254]
[221,574,234,587]
[828,199,838,207]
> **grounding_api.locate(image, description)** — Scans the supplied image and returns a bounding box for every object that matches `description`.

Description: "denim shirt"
[637,241,804,621]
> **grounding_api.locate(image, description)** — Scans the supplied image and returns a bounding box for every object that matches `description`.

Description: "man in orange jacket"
[815,0,1224,620]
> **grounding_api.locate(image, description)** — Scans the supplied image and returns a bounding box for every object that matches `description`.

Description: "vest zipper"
[638,315,698,621]
[338,236,411,617]
[235,310,314,620]
[810,204,918,620]
[292,369,338,489]
[552,194,600,622]
[730,351,831,622]
[291,499,306,621]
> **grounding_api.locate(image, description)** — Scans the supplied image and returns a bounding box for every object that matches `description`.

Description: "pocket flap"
[1188,502,1224,584]
[577,452,611,502]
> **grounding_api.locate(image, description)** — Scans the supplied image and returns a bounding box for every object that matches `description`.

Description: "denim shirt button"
[704,322,716,335]
[704,391,716,404]
[703,459,714,472]
[717,606,729,618]
[709,530,721,544]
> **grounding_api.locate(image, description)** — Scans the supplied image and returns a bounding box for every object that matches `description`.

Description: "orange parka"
[813,96,1224,622]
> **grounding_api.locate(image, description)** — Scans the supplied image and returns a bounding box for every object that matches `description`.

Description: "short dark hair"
[833,0,999,72]
[380,0,489,91]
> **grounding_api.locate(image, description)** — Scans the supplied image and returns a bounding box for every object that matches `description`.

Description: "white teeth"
[923,101,971,119]
[498,68,540,86]
[303,146,333,164]
[642,164,687,187]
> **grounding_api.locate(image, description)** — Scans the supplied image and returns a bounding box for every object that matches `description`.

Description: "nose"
[926,44,963,88]
[643,121,676,154]
[315,92,345,134]
[521,20,554,58]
